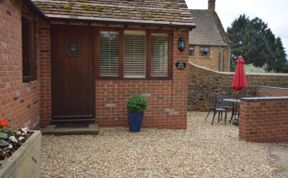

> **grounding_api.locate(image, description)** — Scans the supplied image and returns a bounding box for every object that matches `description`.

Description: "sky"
[186,0,288,54]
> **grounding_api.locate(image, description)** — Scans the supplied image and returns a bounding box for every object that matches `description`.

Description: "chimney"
[208,0,216,11]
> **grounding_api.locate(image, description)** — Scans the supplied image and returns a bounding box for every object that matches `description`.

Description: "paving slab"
[41,124,99,135]
[269,144,288,178]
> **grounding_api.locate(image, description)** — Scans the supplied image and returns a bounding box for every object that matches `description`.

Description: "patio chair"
[216,93,233,125]
[205,93,228,125]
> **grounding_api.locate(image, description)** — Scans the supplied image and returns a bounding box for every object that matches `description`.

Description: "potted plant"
[0,119,41,178]
[127,94,148,132]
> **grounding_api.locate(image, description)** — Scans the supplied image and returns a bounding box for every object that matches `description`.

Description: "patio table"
[223,98,240,124]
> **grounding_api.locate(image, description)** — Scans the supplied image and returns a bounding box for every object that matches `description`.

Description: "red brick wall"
[256,86,288,97]
[38,26,189,129]
[38,22,51,128]
[95,29,188,128]
[0,1,40,129]
[240,97,288,143]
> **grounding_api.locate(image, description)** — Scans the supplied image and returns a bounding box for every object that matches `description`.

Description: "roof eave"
[24,0,47,20]
[47,15,196,29]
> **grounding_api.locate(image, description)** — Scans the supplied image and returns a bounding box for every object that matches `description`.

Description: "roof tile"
[31,0,195,27]
[189,10,227,46]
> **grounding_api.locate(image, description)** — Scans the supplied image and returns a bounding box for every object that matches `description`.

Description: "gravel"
[41,112,279,178]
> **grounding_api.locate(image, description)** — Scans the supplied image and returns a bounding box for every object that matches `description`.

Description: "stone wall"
[188,63,288,111]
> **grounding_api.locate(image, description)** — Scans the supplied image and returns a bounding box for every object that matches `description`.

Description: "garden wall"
[240,97,288,143]
[188,63,288,111]
[256,86,288,96]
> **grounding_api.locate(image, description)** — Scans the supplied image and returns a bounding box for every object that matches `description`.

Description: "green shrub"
[127,94,148,112]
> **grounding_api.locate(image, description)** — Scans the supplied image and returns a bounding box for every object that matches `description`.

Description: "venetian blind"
[151,33,169,77]
[124,31,146,78]
[100,31,119,77]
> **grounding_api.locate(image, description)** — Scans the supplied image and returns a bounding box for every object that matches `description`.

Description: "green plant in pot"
[127,94,148,132]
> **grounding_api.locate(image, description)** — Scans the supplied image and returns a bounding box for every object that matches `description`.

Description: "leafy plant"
[0,119,32,161]
[127,94,148,112]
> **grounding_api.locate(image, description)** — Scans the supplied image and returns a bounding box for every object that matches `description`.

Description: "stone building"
[189,0,230,71]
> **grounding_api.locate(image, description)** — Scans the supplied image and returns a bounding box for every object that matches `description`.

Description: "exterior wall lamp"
[178,37,185,51]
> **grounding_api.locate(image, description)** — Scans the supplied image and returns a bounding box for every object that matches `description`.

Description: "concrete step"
[41,124,99,135]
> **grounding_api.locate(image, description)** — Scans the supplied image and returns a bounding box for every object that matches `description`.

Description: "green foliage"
[244,64,272,73]
[0,127,14,136]
[0,140,9,147]
[227,14,287,73]
[127,94,148,112]
[0,132,8,139]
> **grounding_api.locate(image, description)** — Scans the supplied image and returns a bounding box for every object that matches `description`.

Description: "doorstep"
[41,124,99,135]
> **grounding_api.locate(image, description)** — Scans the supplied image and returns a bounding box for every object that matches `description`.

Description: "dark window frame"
[22,17,36,82]
[96,28,173,80]
[199,46,210,57]
[147,30,172,80]
[189,45,195,56]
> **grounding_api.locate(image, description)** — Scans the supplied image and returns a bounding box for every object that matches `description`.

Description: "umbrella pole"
[236,91,240,99]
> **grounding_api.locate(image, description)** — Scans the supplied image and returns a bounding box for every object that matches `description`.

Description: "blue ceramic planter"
[128,111,144,132]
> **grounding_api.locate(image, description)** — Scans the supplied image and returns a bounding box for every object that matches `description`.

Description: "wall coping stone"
[242,96,288,102]
[189,62,288,76]
[257,86,288,92]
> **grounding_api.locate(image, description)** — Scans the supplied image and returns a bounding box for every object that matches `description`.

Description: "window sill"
[199,56,211,59]
[23,80,37,84]
[96,77,172,80]
[23,77,37,83]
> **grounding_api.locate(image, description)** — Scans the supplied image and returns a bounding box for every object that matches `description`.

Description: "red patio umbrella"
[232,55,248,91]
[231,56,248,124]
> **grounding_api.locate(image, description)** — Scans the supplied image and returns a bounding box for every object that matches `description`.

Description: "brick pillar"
[38,22,52,128]
[171,29,189,129]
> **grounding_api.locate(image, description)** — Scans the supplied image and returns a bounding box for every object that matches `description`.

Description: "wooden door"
[52,25,95,121]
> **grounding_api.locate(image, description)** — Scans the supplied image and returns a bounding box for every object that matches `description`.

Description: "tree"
[270,38,287,72]
[227,14,287,72]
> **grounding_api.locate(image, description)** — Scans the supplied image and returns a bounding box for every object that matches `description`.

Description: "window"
[189,45,195,56]
[124,31,146,78]
[99,31,119,77]
[151,33,169,77]
[199,46,210,57]
[97,29,172,79]
[22,18,36,82]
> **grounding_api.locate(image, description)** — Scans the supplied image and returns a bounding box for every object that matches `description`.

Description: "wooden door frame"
[51,24,95,122]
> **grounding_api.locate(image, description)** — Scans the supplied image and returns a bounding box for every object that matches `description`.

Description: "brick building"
[189,0,230,72]
[0,0,194,129]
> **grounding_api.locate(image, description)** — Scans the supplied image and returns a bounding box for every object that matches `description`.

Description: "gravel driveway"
[41,112,280,178]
